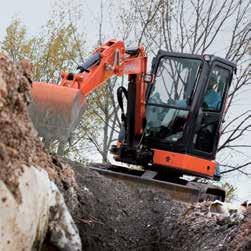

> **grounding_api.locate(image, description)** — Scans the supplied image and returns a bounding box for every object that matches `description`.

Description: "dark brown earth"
[0,54,250,250]
[63,161,251,251]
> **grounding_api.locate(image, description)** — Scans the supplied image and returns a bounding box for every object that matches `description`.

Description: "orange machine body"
[31,39,236,180]
[152,149,216,177]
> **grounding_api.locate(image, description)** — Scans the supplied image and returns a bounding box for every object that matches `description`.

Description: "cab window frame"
[201,64,231,113]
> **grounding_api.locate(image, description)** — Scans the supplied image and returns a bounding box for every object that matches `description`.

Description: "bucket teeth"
[29,82,86,142]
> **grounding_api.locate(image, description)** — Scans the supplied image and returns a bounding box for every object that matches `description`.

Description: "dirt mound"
[226,207,251,250]
[0,54,75,201]
[171,202,251,251]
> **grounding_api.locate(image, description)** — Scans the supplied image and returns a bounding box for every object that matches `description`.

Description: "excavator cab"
[116,51,236,180]
[145,52,235,159]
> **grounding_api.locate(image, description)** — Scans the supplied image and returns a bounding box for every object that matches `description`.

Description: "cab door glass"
[194,65,230,153]
[202,66,229,112]
[149,57,201,107]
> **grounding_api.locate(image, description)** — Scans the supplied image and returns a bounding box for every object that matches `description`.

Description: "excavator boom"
[29,40,147,142]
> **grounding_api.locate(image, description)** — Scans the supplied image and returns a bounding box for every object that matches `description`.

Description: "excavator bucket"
[29,82,87,142]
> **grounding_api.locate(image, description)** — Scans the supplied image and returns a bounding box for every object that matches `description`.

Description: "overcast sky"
[0,0,50,37]
[1,0,250,203]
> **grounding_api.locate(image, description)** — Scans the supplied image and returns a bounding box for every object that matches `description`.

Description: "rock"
[0,165,81,251]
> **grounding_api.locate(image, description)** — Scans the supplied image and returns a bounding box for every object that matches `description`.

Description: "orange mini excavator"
[29,39,236,202]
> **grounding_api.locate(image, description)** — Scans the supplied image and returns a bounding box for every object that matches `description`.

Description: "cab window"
[194,65,231,154]
[145,56,202,143]
[148,57,202,108]
[202,66,230,112]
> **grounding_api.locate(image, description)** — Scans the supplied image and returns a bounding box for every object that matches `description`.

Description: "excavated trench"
[63,162,251,251]
[0,55,250,250]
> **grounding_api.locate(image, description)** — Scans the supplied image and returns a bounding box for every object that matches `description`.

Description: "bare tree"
[116,0,251,174]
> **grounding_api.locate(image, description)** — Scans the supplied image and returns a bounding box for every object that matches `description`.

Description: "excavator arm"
[30,39,147,142]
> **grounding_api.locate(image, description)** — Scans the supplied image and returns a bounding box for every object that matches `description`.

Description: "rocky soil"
[0,54,75,202]
[0,54,250,250]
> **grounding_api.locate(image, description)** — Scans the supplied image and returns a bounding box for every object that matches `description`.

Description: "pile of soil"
[172,202,251,251]
[0,54,75,201]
